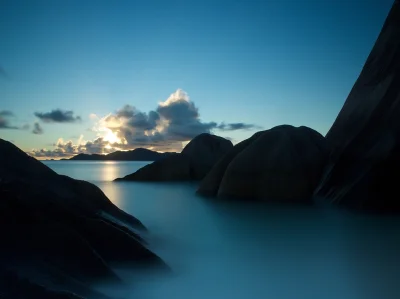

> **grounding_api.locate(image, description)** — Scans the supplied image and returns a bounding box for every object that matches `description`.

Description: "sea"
[44,161,400,299]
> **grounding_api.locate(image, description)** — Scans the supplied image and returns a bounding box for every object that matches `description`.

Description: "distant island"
[63,148,177,161]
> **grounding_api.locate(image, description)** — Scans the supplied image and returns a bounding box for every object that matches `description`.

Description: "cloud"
[103,89,258,145]
[89,113,99,120]
[30,148,71,158]
[217,122,260,131]
[0,110,19,129]
[55,137,111,155]
[29,89,260,158]
[155,89,219,140]
[32,122,43,135]
[0,110,13,117]
[30,137,114,158]
[34,109,82,123]
[107,105,160,131]
[82,138,113,155]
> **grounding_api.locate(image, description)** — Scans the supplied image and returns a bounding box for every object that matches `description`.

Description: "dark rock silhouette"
[197,125,329,202]
[314,1,400,213]
[69,148,176,161]
[0,270,90,299]
[115,133,233,181]
[181,133,234,179]
[197,131,264,197]
[116,153,192,181]
[0,138,166,298]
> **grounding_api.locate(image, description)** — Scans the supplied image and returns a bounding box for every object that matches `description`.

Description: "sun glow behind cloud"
[29,89,259,159]
[103,128,122,144]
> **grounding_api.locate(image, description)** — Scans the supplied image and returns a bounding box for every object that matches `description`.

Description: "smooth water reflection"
[43,161,150,182]
[44,161,400,299]
[100,161,118,182]
[98,181,400,299]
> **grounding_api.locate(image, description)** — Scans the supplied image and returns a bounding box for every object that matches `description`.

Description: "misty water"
[44,161,400,299]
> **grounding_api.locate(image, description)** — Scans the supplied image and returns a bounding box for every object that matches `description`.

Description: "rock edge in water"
[115,133,233,182]
[0,138,167,299]
[197,125,329,203]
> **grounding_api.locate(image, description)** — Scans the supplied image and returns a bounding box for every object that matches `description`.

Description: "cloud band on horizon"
[30,89,260,158]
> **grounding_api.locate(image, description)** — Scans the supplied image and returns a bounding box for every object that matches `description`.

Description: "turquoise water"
[44,161,400,299]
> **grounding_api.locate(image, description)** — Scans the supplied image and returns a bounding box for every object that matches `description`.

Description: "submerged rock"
[116,133,233,181]
[314,1,400,213]
[0,138,166,298]
[198,125,329,202]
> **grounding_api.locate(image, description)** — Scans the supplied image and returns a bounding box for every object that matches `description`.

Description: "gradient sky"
[0,0,395,158]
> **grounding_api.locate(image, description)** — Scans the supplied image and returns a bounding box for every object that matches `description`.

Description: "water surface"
[44,161,400,299]
[44,160,150,182]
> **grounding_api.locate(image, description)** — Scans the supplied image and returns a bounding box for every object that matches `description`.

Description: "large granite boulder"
[0,138,166,298]
[196,132,264,196]
[314,1,400,213]
[181,133,233,179]
[197,125,329,202]
[116,133,233,181]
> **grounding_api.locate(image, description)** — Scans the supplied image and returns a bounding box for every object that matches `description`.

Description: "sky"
[0,0,395,158]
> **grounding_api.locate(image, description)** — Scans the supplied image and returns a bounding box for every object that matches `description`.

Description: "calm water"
[44,161,400,299]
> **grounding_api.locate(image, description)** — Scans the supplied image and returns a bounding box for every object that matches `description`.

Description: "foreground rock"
[181,133,234,179]
[198,125,329,202]
[0,270,88,299]
[314,1,400,213]
[116,133,233,181]
[0,138,166,298]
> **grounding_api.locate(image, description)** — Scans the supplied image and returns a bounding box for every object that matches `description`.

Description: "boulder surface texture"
[314,1,400,213]
[0,138,166,298]
[198,125,329,203]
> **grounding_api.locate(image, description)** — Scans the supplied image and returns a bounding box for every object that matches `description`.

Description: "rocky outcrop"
[196,132,264,196]
[314,1,400,213]
[197,125,329,202]
[116,153,192,181]
[0,138,166,298]
[181,133,234,179]
[116,133,233,181]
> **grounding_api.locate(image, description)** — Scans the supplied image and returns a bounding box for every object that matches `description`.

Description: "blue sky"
[0,0,394,157]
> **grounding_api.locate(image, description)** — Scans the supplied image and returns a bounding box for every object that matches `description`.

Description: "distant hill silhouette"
[68,148,177,161]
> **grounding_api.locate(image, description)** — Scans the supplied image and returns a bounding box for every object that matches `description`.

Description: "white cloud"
[30,89,259,158]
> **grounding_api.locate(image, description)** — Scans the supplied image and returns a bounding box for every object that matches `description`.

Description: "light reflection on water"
[44,161,400,299]
[100,161,118,182]
[43,160,151,182]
